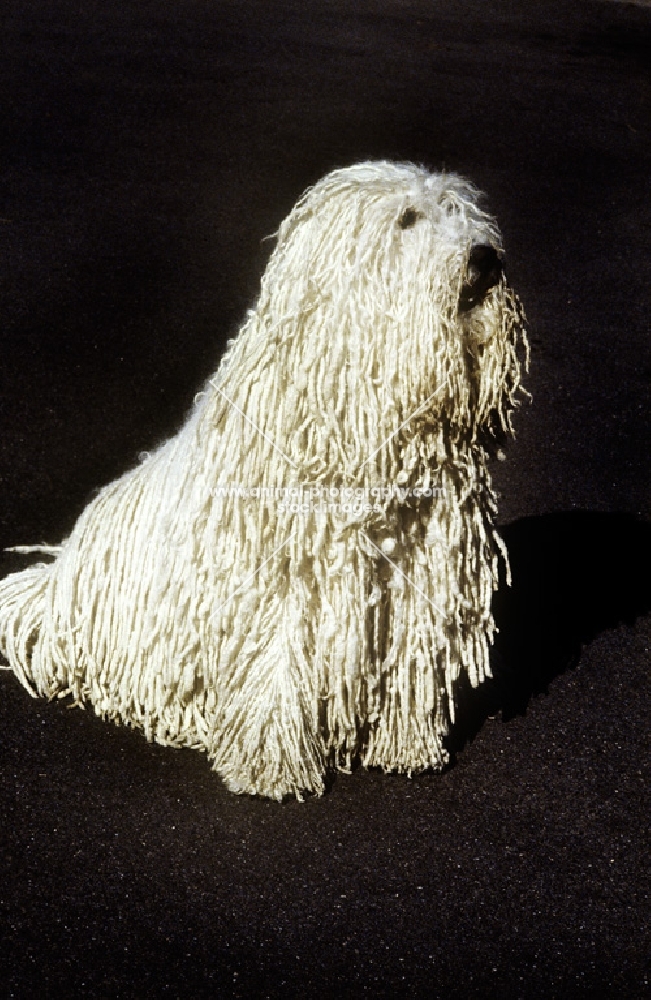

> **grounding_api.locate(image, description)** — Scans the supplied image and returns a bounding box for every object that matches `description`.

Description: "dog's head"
[220,162,528,482]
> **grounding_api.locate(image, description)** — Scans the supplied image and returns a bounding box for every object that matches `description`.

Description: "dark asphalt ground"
[1,1,650,996]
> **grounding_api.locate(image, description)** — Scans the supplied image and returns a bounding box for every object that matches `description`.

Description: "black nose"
[459,244,503,312]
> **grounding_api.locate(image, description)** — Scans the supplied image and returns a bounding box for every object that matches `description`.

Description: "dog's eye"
[398,208,424,229]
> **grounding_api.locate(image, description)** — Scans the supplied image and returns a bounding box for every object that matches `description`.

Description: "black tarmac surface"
[1,2,650,996]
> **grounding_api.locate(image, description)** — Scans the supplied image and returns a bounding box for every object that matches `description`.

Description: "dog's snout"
[469,244,502,278]
[459,244,503,312]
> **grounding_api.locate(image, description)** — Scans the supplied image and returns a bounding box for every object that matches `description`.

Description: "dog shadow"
[444,510,651,759]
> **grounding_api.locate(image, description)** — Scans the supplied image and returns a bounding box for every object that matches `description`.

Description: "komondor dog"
[0,161,528,801]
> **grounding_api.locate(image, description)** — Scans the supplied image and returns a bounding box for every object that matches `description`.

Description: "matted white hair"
[0,161,528,800]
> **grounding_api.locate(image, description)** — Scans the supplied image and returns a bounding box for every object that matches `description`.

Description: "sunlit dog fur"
[0,161,528,800]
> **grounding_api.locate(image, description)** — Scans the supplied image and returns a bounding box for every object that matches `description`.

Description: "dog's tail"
[0,550,57,695]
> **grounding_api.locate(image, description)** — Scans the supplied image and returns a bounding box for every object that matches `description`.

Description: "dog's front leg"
[209,581,327,802]
[360,504,454,776]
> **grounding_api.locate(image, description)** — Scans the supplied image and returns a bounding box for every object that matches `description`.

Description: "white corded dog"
[0,162,528,800]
